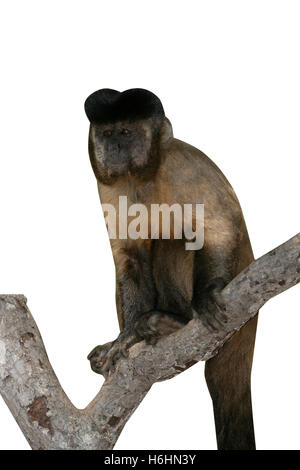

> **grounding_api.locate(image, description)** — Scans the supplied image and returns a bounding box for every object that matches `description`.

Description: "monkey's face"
[85,88,166,184]
[88,119,160,184]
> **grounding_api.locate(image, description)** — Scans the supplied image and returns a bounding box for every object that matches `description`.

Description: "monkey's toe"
[135,311,186,344]
[194,277,229,331]
[195,299,228,332]
[100,331,137,376]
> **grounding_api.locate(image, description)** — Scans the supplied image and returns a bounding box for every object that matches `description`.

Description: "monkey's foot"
[135,311,186,345]
[87,341,114,377]
[88,331,137,377]
[88,313,186,376]
[194,278,228,332]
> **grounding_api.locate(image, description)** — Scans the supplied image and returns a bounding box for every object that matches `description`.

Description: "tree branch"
[0,234,299,449]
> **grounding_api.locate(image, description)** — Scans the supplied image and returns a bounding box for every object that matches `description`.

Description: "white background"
[0,0,300,450]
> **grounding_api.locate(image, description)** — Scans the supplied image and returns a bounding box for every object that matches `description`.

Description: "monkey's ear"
[84,89,120,123]
[159,117,173,144]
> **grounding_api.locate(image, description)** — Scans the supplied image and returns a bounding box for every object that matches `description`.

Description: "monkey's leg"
[205,315,258,450]
[123,240,193,344]
[88,241,157,375]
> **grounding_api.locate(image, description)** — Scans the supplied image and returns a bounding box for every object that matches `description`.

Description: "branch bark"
[0,234,300,450]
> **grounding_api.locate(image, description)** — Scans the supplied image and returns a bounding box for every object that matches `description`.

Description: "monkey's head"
[85,88,172,184]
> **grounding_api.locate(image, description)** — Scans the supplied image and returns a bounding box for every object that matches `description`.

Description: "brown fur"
[86,91,258,450]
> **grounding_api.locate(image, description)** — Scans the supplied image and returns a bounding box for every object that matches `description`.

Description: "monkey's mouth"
[105,163,129,178]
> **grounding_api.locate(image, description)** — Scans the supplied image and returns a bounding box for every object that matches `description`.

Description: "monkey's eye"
[122,129,131,135]
[103,130,112,137]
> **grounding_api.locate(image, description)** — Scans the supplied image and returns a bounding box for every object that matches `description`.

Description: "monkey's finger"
[103,358,114,375]
[211,313,228,330]
[148,336,159,345]
[103,349,119,373]
[201,315,218,332]
[87,345,102,360]
[120,347,129,358]
[213,297,227,313]
[216,307,228,323]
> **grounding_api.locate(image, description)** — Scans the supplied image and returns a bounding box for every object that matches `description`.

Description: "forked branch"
[0,234,299,449]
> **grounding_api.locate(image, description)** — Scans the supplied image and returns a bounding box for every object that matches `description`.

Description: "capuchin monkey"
[85,88,258,450]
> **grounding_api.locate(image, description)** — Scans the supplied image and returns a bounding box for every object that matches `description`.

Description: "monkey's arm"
[192,223,253,330]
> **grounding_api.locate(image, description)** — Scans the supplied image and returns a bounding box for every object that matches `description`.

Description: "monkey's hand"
[87,330,137,377]
[135,311,186,345]
[194,277,228,331]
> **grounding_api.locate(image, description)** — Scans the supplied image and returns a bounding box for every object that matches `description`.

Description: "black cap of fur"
[84,88,165,124]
